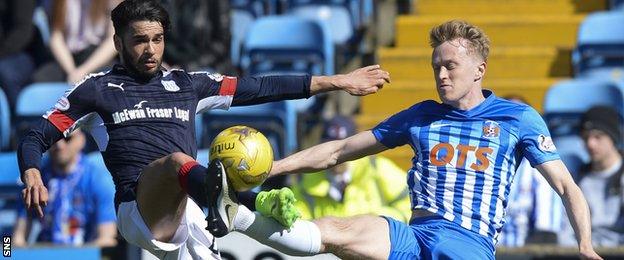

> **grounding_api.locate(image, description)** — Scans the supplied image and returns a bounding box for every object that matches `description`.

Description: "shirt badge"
[162,80,180,92]
[538,134,557,152]
[482,120,500,138]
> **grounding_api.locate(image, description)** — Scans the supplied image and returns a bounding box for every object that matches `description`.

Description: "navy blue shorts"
[384,215,495,260]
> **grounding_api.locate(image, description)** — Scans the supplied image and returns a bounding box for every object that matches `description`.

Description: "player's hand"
[22,169,48,218]
[256,187,301,229]
[580,247,602,260]
[340,64,390,96]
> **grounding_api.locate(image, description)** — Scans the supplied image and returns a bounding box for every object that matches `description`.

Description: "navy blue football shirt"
[18,64,311,206]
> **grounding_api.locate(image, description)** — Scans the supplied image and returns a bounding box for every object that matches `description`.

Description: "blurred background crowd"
[1,0,624,259]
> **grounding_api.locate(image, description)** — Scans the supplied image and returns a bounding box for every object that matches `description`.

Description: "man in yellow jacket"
[291,116,411,222]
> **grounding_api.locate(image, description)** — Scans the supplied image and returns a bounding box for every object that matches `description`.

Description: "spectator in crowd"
[498,95,563,247]
[291,116,411,222]
[13,130,117,247]
[160,0,236,74]
[32,0,121,84]
[560,106,624,247]
[0,0,37,109]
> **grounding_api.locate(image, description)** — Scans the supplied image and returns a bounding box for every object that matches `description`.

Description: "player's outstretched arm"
[310,65,390,96]
[536,160,602,260]
[270,130,388,177]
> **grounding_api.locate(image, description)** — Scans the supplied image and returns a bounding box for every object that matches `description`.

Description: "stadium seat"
[15,82,71,117]
[14,83,71,144]
[85,152,110,176]
[573,11,624,75]
[241,15,334,75]
[289,5,353,45]
[0,152,20,190]
[231,0,269,17]
[32,6,50,45]
[286,0,372,29]
[553,136,589,179]
[0,152,20,240]
[0,88,10,151]
[230,9,255,67]
[543,78,624,137]
[196,149,210,167]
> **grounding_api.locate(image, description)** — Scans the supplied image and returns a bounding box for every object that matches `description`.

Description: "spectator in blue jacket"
[13,130,117,246]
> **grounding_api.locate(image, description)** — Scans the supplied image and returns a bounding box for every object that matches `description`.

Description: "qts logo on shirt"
[429,143,493,171]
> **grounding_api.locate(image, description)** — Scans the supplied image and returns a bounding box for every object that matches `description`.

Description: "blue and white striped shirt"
[372,90,560,243]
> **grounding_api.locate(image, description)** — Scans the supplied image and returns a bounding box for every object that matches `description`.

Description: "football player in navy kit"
[17,0,390,259]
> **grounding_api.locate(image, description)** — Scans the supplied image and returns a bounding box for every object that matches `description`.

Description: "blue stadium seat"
[553,136,589,179]
[241,15,334,75]
[573,11,624,75]
[0,152,20,190]
[286,0,372,29]
[231,9,255,67]
[0,88,11,150]
[15,82,71,117]
[290,5,353,45]
[85,152,110,176]
[196,149,210,167]
[32,6,50,45]
[544,78,624,137]
[14,83,71,143]
[0,152,21,236]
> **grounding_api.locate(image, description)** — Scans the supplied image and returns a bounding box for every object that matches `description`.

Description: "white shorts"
[117,197,221,260]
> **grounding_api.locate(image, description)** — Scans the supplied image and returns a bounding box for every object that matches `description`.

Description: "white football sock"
[234,211,322,256]
[232,205,255,231]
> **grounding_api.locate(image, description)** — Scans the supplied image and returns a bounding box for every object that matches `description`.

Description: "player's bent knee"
[165,152,195,171]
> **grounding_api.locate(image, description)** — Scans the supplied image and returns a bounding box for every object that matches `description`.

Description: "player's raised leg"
[314,215,391,259]
[135,152,197,241]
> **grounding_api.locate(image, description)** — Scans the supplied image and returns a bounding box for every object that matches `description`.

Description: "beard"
[120,45,161,81]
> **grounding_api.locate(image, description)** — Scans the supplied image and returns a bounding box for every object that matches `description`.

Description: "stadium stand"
[543,78,624,177]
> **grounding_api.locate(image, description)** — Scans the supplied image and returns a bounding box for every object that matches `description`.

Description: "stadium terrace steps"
[360,78,559,114]
[396,15,585,48]
[380,47,572,79]
[414,0,606,15]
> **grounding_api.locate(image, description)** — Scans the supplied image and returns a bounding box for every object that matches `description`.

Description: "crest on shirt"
[482,120,500,138]
[161,80,180,92]
[208,73,224,82]
[54,96,70,111]
[537,134,557,152]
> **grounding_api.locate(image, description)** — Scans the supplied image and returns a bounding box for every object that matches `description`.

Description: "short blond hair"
[429,20,490,61]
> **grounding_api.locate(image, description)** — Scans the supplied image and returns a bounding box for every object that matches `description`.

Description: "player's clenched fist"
[21,169,49,218]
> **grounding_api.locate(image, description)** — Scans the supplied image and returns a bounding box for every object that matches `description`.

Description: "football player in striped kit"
[221,20,602,260]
